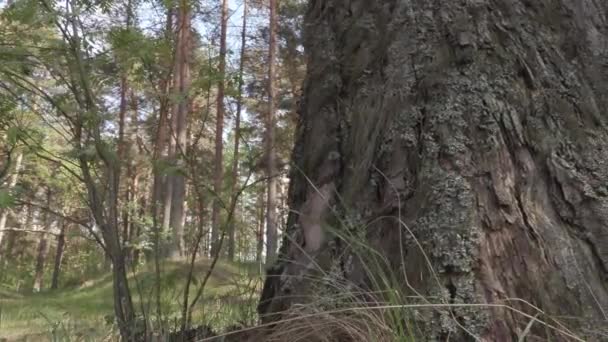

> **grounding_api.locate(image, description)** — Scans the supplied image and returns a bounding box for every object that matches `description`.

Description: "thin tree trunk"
[88,189,135,338]
[152,7,173,261]
[41,1,139,337]
[33,189,53,292]
[161,167,173,254]
[129,91,144,267]
[210,0,229,258]
[0,204,31,280]
[265,0,279,263]
[167,0,190,259]
[118,0,133,256]
[50,219,66,290]
[226,0,248,261]
[121,201,130,255]
[150,16,172,312]
[32,234,50,292]
[260,1,608,340]
[77,114,136,340]
[0,152,23,250]
[105,232,135,339]
[199,201,209,258]
[125,172,139,263]
[117,75,128,162]
[123,90,140,264]
[256,187,266,264]
[132,183,147,267]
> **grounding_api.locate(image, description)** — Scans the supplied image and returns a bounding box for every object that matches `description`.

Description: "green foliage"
[0,95,17,119]
[0,0,305,339]
[6,127,22,146]
[0,188,15,208]
[1,0,43,26]
[152,158,186,177]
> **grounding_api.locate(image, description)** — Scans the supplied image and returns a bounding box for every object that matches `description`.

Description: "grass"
[0,259,262,341]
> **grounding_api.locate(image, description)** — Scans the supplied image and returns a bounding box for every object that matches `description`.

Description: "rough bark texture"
[259,0,608,340]
[265,0,279,263]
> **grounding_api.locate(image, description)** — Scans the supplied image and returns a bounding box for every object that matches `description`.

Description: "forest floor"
[0,260,262,341]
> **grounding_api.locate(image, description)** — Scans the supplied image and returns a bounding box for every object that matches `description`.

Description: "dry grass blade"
[198,302,587,342]
[264,305,394,342]
[518,313,539,342]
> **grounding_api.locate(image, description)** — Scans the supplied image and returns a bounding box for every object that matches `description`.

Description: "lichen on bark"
[260,0,608,340]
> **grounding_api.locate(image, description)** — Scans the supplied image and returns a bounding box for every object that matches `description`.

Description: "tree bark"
[124,168,139,263]
[33,189,53,292]
[0,203,31,279]
[118,0,134,258]
[121,90,140,264]
[259,0,608,340]
[256,187,266,264]
[0,152,23,250]
[119,73,130,250]
[32,233,50,292]
[105,232,135,338]
[210,0,229,258]
[50,218,66,290]
[151,7,174,261]
[167,0,191,258]
[265,0,279,264]
[132,182,147,267]
[227,0,248,262]
[117,76,128,163]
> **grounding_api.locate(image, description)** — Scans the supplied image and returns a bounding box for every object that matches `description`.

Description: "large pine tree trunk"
[259,0,608,340]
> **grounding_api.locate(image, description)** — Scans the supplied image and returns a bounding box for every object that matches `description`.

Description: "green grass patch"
[0,259,262,341]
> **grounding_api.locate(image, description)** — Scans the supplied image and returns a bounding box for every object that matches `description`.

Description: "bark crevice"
[260,0,608,340]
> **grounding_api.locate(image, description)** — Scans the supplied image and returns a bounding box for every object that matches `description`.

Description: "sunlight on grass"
[0,260,262,340]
